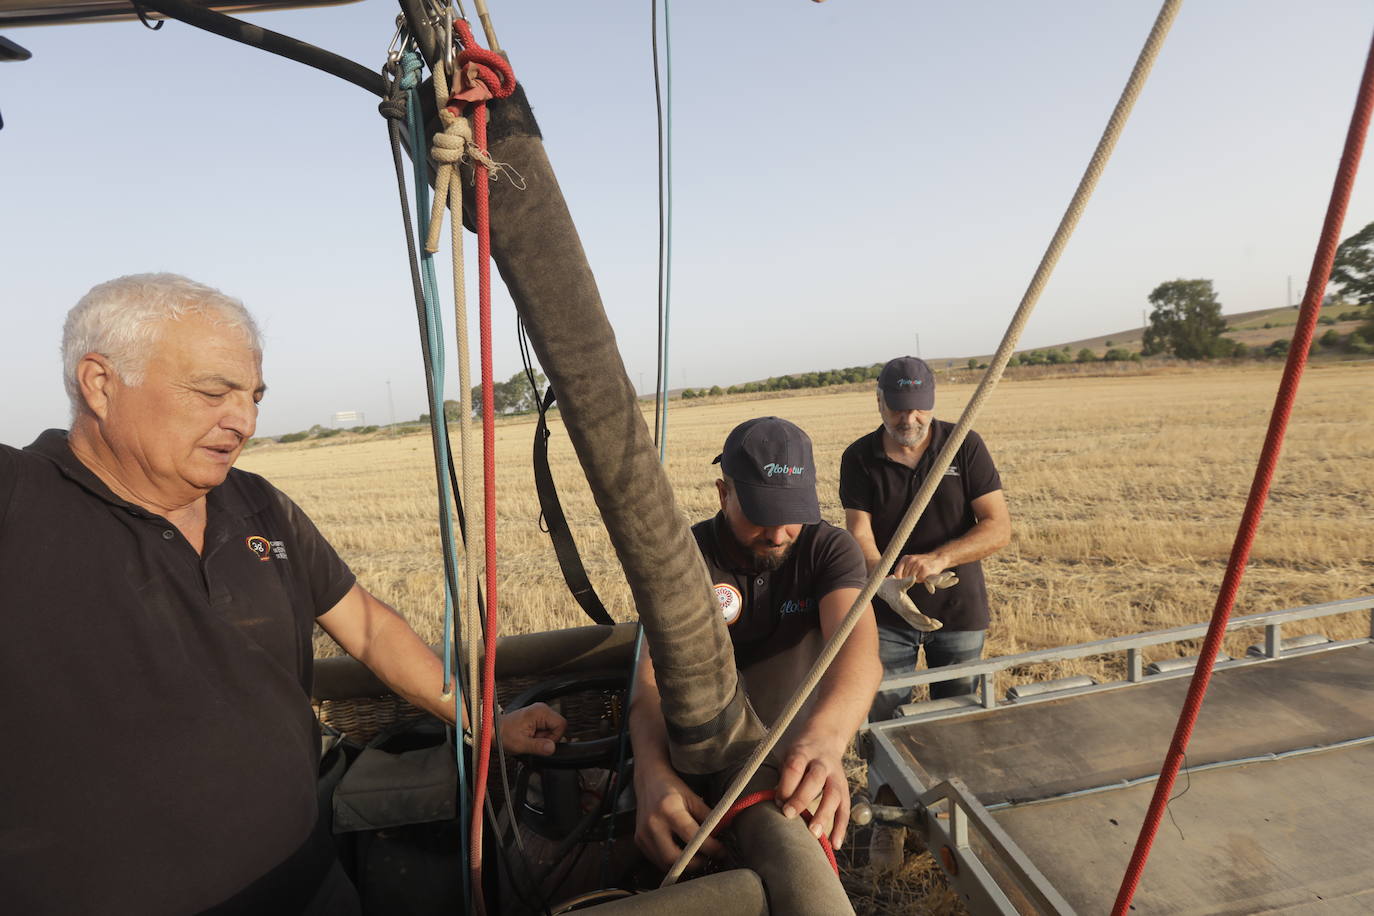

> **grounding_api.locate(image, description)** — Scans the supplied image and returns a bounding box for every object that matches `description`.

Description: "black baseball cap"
[712,417,821,527]
[878,356,936,410]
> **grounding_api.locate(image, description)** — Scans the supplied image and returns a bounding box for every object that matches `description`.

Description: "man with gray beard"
[840,357,1011,721]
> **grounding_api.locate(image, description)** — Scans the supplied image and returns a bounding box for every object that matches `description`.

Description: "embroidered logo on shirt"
[246,535,271,561]
[714,583,743,625]
[780,598,814,616]
[943,465,961,477]
[246,536,289,561]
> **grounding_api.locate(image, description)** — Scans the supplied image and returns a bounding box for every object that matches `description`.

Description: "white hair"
[62,273,262,417]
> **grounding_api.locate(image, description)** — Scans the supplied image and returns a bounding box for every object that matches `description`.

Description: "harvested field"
[240,362,1373,913]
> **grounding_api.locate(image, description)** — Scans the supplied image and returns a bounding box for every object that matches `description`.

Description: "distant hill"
[659,302,1367,401]
[941,301,1364,367]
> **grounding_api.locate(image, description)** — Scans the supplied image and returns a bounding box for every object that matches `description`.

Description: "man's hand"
[633,764,726,871]
[776,736,851,850]
[892,552,949,583]
[875,575,943,632]
[499,702,566,756]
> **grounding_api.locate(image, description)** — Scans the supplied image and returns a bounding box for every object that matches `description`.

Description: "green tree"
[1331,220,1374,305]
[471,370,547,417]
[967,357,979,370]
[1076,348,1097,363]
[1141,279,1229,359]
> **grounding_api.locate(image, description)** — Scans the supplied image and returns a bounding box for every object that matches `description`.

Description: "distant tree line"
[278,222,1374,439]
[681,364,883,400]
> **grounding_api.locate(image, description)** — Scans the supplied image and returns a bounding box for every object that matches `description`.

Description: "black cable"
[139,0,382,97]
[485,786,554,916]
[130,0,164,31]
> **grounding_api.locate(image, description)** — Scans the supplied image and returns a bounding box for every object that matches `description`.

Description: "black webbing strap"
[533,387,614,626]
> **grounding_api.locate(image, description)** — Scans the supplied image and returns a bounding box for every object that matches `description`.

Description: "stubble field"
[240,362,1373,913]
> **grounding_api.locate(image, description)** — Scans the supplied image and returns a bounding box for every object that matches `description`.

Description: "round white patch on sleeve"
[714,583,743,625]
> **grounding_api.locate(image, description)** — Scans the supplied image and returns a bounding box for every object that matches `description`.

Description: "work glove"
[875,572,959,632]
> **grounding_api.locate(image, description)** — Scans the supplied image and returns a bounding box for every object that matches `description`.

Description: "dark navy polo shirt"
[0,430,355,914]
[691,513,868,669]
[839,421,1003,631]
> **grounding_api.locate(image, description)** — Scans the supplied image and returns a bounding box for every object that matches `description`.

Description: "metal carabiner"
[386,15,406,64]
[442,3,455,76]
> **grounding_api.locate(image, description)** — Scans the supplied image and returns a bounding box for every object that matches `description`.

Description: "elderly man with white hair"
[0,274,561,914]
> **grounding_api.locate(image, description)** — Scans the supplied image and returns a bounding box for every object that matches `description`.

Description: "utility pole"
[386,379,395,426]
[915,334,921,358]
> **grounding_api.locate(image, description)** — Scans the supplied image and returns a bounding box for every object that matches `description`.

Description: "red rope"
[448,19,517,916]
[1110,32,1374,915]
[714,790,840,876]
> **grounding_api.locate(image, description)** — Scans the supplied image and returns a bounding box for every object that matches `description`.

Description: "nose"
[758,525,788,546]
[222,392,258,440]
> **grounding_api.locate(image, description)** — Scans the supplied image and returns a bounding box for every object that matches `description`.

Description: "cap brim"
[881,386,934,411]
[732,479,821,527]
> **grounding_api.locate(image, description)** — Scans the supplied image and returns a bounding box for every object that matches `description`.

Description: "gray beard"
[885,421,926,448]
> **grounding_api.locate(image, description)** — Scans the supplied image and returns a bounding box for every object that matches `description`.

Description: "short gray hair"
[63,273,262,416]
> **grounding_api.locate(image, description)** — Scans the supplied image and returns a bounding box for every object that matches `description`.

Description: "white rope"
[662,0,1184,886]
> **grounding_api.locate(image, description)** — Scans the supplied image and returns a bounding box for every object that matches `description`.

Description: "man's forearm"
[929,515,1011,570]
[806,640,882,748]
[628,657,676,776]
[805,595,882,750]
[354,606,457,725]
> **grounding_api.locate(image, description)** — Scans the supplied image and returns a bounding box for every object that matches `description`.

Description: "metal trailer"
[863,595,1374,915]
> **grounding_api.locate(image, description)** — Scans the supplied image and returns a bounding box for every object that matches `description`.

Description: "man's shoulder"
[800,522,868,589]
[806,519,854,545]
[216,466,288,517]
[1,432,81,513]
[802,521,862,560]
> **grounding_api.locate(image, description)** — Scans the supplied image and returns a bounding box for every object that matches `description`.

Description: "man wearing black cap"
[629,417,881,872]
[840,356,1011,720]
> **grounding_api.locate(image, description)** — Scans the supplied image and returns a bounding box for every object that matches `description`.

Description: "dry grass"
[239,362,1374,912]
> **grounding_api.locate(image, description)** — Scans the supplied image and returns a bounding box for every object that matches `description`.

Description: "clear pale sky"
[2,1,1372,442]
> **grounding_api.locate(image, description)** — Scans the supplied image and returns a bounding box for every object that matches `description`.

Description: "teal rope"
[401,50,472,907]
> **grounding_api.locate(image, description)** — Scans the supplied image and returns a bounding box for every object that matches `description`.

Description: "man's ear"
[75,353,117,420]
[715,478,729,512]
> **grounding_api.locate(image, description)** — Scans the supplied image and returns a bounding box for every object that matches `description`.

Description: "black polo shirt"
[0,430,355,915]
[839,421,1002,631]
[692,513,868,669]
